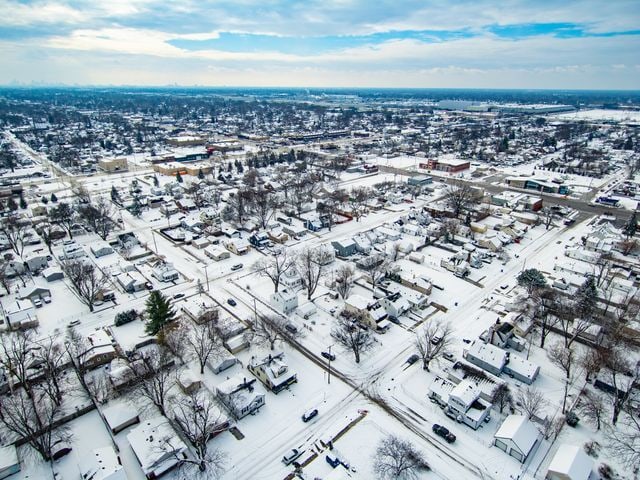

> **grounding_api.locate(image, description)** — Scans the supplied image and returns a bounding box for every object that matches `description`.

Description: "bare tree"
[0,214,29,258]
[373,435,429,480]
[0,386,70,460]
[132,348,176,417]
[332,316,375,364]
[49,202,76,239]
[597,346,639,424]
[414,320,453,371]
[171,390,228,475]
[540,206,557,230]
[253,248,293,293]
[349,186,371,222]
[605,406,640,470]
[0,330,37,395]
[34,337,68,406]
[62,260,110,312]
[250,315,293,351]
[445,180,474,217]
[516,386,548,420]
[368,258,390,298]
[78,196,116,240]
[334,264,356,300]
[296,246,332,300]
[578,389,606,431]
[532,288,559,348]
[249,186,279,229]
[36,222,61,255]
[492,383,514,414]
[185,320,225,374]
[547,342,576,413]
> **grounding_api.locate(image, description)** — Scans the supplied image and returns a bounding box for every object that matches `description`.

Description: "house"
[480,322,525,351]
[177,370,202,394]
[297,302,317,319]
[249,232,271,248]
[225,238,251,255]
[0,444,20,480]
[42,266,64,282]
[429,377,492,430]
[90,241,115,258]
[79,446,127,480]
[304,217,323,232]
[268,229,289,244]
[546,444,594,480]
[0,300,38,330]
[493,415,541,464]
[463,341,507,376]
[282,223,307,239]
[248,352,297,394]
[116,272,147,293]
[270,288,298,314]
[503,353,540,385]
[127,417,188,479]
[204,245,230,261]
[379,292,412,318]
[207,353,239,374]
[281,268,304,291]
[216,375,266,419]
[78,329,117,369]
[151,261,179,282]
[98,157,128,173]
[62,242,86,260]
[17,285,51,303]
[331,238,357,257]
[180,297,217,323]
[102,402,140,434]
[224,333,249,354]
[23,253,48,272]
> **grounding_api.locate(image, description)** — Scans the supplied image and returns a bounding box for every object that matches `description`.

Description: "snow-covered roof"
[466,341,507,370]
[102,402,139,431]
[345,294,371,311]
[547,444,593,480]
[494,415,539,456]
[449,379,480,408]
[0,444,18,471]
[127,417,187,477]
[79,446,126,480]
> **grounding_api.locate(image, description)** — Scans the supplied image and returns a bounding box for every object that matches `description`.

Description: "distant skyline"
[0,0,639,89]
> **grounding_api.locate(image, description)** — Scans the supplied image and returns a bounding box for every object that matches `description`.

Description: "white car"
[282,448,303,466]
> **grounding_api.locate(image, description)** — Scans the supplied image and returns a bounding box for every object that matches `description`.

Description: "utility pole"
[327,345,333,385]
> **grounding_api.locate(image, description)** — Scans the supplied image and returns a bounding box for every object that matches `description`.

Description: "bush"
[565,411,580,427]
[114,309,138,326]
[598,463,614,480]
[583,441,601,458]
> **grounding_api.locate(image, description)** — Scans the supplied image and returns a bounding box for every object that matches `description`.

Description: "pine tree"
[197,168,204,180]
[111,185,120,203]
[176,171,183,183]
[50,193,58,203]
[19,195,27,210]
[144,290,176,338]
[7,198,18,211]
[624,211,637,239]
[153,175,160,187]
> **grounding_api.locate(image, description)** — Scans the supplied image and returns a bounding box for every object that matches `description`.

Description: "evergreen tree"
[624,211,637,239]
[574,276,597,320]
[7,198,18,211]
[144,290,176,338]
[19,195,27,210]
[50,193,58,203]
[129,197,142,217]
[153,175,160,187]
[197,168,205,180]
[110,185,120,203]
[517,268,547,294]
[176,171,183,183]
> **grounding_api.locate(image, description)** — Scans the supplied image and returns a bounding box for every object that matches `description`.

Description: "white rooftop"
[494,415,539,456]
[547,444,593,480]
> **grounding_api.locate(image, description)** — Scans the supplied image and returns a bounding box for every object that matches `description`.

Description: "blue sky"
[0,0,638,88]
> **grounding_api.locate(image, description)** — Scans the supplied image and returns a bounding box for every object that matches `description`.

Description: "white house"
[116,272,147,293]
[79,446,127,480]
[493,415,540,463]
[216,375,266,419]
[78,329,117,369]
[102,402,140,434]
[151,262,179,282]
[24,253,48,272]
[90,241,115,258]
[270,288,298,314]
[204,245,230,261]
[248,352,297,394]
[428,377,492,430]
[127,417,188,479]
[1,300,38,330]
[225,238,251,255]
[546,444,594,480]
[463,341,507,376]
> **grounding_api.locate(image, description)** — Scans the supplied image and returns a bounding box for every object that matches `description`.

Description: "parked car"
[173,293,185,299]
[231,263,243,271]
[67,319,81,328]
[302,409,318,422]
[406,354,420,365]
[282,448,303,465]
[443,352,455,362]
[321,351,336,361]
[145,282,154,290]
[432,424,456,443]
[227,298,237,307]
[32,298,43,308]
[431,336,442,345]
[285,323,298,334]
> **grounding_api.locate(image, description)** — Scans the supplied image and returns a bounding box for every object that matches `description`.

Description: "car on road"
[173,293,185,299]
[500,284,509,290]
[145,282,154,290]
[231,263,243,271]
[443,352,455,362]
[67,319,81,328]
[227,298,237,307]
[282,448,303,465]
[432,424,456,443]
[302,409,318,422]
[406,354,420,365]
[321,351,336,361]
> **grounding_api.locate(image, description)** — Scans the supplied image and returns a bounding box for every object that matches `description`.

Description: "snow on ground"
[552,109,640,123]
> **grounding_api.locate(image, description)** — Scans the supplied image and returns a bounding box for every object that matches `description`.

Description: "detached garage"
[494,415,540,464]
[546,444,594,480]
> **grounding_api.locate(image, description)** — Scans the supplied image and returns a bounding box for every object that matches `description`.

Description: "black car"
[302,408,319,422]
[173,293,185,299]
[432,424,456,443]
[321,351,336,361]
[406,354,420,365]
[227,298,237,307]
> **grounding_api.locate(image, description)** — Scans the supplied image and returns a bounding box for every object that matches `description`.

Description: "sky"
[0,0,639,89]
